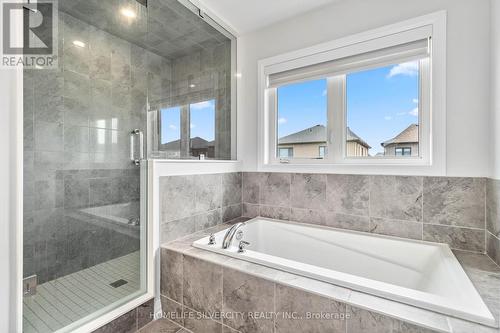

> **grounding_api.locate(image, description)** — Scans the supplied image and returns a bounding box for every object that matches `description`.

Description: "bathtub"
[193,218,495,327]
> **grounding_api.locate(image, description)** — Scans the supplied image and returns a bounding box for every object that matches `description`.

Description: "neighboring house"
[160,137,215,158]
[277,124,370,158]
[381,124,419,157]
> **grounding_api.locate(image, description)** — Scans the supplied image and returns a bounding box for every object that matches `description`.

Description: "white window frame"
[257,11,446,176]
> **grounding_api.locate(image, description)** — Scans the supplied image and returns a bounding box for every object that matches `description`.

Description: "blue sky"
[161,100,215,144]
[277,61,420,155]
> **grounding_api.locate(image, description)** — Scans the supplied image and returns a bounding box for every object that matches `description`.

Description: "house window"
[279,148,294,159]
[395,147,412,156]
[276,79,327,159]
[190,100,216,158]
[259,14,446,171]
[160,106,181,158]
[319,146,326,158]
[158,100,216,159]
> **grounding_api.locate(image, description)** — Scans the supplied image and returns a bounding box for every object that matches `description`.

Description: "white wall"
[491,0,500,179]
[0,66,21,332]
[237,0,491,177]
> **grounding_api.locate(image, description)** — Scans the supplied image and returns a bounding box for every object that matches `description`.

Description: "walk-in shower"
[22,0,235,331]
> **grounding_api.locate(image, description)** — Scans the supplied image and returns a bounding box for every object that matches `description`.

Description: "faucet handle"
[208,233,216,245]
[238,241,250,253]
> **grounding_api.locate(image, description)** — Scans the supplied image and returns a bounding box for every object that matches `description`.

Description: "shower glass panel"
[22,0,233,332]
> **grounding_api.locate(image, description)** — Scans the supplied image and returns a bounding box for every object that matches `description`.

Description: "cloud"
[322,89,327,97]
[409,108,418,117]
[278,117,287,124]
[384,116,392,121]
[190,100,214,110]
[168,124,177,130]
[412,98,419,104]
[396,112,407,116]
[387,61,419,78]
[190,123,196,128]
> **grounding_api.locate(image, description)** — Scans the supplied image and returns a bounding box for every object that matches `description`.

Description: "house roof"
[381,124,419,147]
[278,125,370,148]
[162,137,214,150]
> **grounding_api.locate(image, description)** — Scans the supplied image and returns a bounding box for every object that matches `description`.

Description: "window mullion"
[327,75,346,163]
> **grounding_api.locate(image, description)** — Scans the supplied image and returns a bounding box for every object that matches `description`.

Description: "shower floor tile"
[23,251,140,333]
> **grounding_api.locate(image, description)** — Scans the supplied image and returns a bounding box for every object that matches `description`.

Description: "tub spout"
[222,222,246,249]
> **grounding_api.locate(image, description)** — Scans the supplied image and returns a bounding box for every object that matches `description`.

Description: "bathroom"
[0,0,499,332]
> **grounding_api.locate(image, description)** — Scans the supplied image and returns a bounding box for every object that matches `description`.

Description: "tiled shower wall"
[23,12,173,283]
[159,172,242,243]
[487,178,500,266]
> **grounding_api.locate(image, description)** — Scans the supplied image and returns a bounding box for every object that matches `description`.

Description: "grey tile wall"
[160,248,439,333]
[242,173,488,253]
[23,11,166,283]
[487,178,500,266]
[159,173,242,243]
[91,298,154,333]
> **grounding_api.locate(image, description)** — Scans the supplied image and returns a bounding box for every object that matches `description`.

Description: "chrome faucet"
[222,222,246,249]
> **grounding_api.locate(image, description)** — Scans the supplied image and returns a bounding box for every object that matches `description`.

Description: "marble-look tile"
[487,179,500,237]
[194,209,222,231]
[160,176,196,223]
[92,309,136,333]
[161,296,184,326]
[259,205,290,220]
[423,224,485,252]
[260,173,291,207]
[290,208,326,225]
[423,177,485,229]
[194,174,222,214]
[183,255,223,314]
[223,204,242,223]
[275,284,346,333]
[137,299,155,329]
[242,203,259,218]
[487,232,500,267]
[183,307,223,333]
[448,317,499,333]
[160,217,197,244]
[222,173,242,207]
[222,268,274,333]
[291,173,327,210]
[346,305,394,333]
[325,212,370,232]
[35,121,64,152]
[222,325,241,333]
[370,217,423,240]
[327,174,369,216]
[137,319,181,333]
[242,172,261,204]
[370,175,423,222]
[161,248,183,303]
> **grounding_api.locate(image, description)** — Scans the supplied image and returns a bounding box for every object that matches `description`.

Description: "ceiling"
[196,0,340,34]
[59,0,229,60]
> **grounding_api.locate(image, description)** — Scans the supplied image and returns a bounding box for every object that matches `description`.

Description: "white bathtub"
[193,218,495,327]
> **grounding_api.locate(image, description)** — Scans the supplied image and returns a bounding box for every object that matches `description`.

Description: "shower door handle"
[130,129,144,166]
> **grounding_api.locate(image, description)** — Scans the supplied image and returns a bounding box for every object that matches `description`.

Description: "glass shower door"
[22,1,149,332]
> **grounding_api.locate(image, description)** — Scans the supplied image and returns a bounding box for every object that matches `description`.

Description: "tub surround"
[159,173,242,243]
[242,173,487,254]
[487,178,500,266]
[159,221,500,333]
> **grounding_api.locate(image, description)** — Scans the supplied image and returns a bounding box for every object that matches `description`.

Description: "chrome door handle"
[130,129,144,166]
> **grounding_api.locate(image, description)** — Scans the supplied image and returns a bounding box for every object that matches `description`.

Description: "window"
[189,100,216,158]
[277,79,327,159]
[160,106,181,158]
[260,14,446,172]
[319,146,326,158]
[395,147,412,156]
[158,99,217,159]
[279,148,293,159]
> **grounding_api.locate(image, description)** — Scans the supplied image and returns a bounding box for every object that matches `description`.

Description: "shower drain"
[109,279,128,288]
